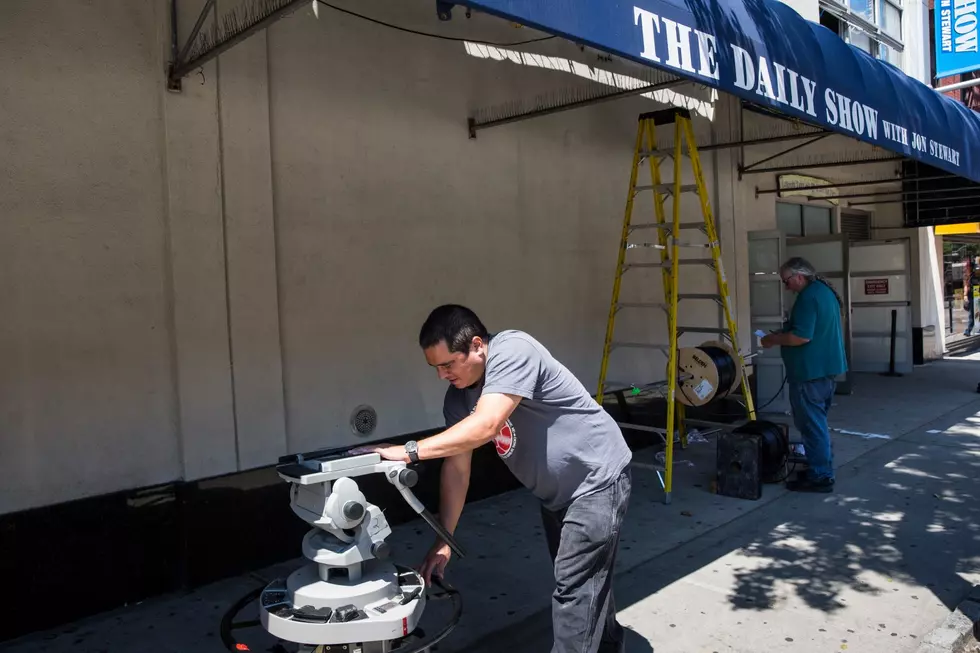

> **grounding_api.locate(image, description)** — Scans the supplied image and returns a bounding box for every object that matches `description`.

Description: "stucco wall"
[0,1,182,514]
[0,0,944,515]
[0,0,730,514]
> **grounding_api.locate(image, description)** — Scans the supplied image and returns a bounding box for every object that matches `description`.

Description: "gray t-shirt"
[443,330,632,511]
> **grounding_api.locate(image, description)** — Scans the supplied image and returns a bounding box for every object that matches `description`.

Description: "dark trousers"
[540,469,632,653]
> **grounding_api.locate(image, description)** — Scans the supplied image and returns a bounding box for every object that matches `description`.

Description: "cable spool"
[675,340,743,407]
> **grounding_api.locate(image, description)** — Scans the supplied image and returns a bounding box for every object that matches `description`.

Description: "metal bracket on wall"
[167,0,307,91]
[737,133,832,180]
[466,78,688,138]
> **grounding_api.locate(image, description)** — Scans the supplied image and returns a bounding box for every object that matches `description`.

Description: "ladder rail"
[661,120,685,504]
[598,109,754,506]
[681,118,757,420]
[596,124,646,405]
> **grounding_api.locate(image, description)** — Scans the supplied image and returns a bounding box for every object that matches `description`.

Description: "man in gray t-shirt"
[353,305,632,653]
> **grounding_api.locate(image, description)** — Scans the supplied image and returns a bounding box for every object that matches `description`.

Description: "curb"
[915,586,980,653]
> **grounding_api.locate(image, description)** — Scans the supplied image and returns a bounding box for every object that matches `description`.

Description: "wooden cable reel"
[673,340,744,407]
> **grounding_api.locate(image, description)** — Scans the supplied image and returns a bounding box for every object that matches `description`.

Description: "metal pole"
[850,193,980,206]
[881,309,902,377]
[756,176,906,196]
[933,77,980,92]
[949,295,956,333]
[809,185,980,201]
[738,156,905,176]
[171,0,305,80]
[468,79,687,137]
[741,133,832,173]
[175,0,216,70]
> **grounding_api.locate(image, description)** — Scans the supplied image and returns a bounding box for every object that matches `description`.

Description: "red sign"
[864,278,889,295]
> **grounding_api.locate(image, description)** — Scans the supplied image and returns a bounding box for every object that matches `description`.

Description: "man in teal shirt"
[761,257,847,493]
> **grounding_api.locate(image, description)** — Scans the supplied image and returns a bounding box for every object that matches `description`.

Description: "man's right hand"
[419,541,452,585]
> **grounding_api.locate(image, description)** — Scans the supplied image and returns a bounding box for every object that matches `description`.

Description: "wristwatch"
[404,440,420,463]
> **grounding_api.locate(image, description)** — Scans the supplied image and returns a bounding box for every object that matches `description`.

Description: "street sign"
[936,0,980,78]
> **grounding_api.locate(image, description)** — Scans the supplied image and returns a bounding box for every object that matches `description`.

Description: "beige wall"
[0,1,182,513]
[0,0,733,514]
[0,0,943,515]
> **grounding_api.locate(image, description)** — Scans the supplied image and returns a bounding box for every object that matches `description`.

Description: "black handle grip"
[419,508,466,559]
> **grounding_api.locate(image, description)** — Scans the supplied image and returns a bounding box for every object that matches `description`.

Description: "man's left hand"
[348,443,409,462]
[760,333,778,349]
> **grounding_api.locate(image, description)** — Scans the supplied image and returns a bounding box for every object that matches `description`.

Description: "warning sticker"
[693,379,713,400]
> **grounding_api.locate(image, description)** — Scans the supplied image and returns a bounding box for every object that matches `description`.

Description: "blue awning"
[454,0,980,183]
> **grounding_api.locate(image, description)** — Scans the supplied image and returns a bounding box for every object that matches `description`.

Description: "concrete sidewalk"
[3,357,980,653]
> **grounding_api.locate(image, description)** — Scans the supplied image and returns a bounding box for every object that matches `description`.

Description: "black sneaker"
[786,475,834,493]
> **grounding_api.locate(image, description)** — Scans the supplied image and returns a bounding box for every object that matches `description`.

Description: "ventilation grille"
[841,213,871,242]
[350,405,377,436]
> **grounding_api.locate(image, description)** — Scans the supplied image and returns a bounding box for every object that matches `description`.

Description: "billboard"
[936,0,980,78]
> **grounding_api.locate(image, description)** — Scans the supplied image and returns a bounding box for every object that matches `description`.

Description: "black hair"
[418,304,489,354]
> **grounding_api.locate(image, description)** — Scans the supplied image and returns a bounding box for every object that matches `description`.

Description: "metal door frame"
[785,233,853,395]
[748,229,790,414]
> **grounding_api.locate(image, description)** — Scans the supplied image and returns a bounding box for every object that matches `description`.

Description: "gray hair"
[780,257,817,279]
[780,256,844,310]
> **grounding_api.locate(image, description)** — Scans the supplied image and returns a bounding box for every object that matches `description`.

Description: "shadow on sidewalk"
[464,413,980,653]
[723,443,980,615]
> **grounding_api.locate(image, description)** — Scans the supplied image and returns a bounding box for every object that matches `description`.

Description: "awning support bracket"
[738,133,831,180]
[167,0,307,91]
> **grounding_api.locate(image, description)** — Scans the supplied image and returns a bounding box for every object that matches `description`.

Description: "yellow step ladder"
[597,108,756,504]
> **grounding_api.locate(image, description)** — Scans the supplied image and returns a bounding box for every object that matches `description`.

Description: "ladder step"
[635,184,698,195]
[678,326,731,334]
[678,293,721,300]
[611,342,670,351]
[627,241,708,250]
[617,302,667,310]
[623,258,714,270]
[630,222,705,231]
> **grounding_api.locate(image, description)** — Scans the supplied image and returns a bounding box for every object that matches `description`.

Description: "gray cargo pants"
[540,469,632,653]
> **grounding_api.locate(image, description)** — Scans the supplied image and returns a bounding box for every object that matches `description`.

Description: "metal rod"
[170,0,179,65]
[468,79,688,136]
[933,76,980,92]
[850,193,980,206]
[949,292,955,333]
[809,185,980,201]
[741,133,831,172]
[739,156,905,176]
[171,0,305,80]
[880,309,902,377]
[754,175,956,196]
[174,0,216,70]
[699,131,829,153]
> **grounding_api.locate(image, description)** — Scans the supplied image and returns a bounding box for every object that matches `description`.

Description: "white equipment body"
[235,449,463,653]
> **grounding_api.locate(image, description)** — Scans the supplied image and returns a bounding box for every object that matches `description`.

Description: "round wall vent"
[350,405,378,436]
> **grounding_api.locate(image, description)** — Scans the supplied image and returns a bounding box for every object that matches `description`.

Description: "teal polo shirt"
[780,280,848,383]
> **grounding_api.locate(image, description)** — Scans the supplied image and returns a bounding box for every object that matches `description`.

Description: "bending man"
[353,304,632,653]
[761,257,847,493]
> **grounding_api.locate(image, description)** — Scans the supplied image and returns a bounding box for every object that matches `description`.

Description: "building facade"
[0,0,964,641]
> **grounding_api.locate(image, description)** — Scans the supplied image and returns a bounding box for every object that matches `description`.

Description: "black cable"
[315,1,557,47]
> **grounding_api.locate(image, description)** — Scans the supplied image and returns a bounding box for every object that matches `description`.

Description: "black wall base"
[0,429,522,644]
